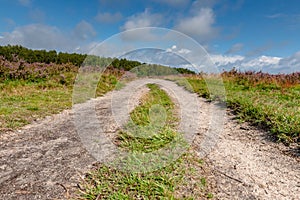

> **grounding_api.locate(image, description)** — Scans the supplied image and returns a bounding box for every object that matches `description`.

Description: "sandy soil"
[194,100,299,200]
[0,78,299,199]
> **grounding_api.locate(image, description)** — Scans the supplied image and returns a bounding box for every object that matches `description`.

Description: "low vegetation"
[0,55,123,130]
[178,69,300,144]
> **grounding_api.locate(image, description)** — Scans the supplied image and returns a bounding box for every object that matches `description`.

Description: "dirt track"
[0,78,299,199]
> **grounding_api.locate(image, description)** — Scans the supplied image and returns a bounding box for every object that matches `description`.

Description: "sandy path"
[0,78,299,199]
[195,102,299,199]
[202,113,300,200]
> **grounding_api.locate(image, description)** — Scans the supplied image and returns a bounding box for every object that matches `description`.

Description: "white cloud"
[276,51,300,73]
[95,12,122,23]
[121,9,164,41]
[211,54,245,66]
[212,54,284,73]
[0,22,97,53]
[166,45,176,52]
[212,52,300,73]
[178,48,191,54]
[175,8,218,41]
[166,45,191,54]
[122,9,163,30]
[240,56,281,71]
[257,55,281,65]
[73,20,96,40]
[0,24,71,50]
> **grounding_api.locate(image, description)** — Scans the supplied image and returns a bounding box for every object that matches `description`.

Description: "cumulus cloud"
[240,56,281,72]
[225,43,244,54]
[121,9,164,41]
[178,48,192,54]
[0,24,72,50]
[175,8,218,41]
[166,45,191,54]
[73,20,96,40]
[0,22,97,52]
[122,9,163,30]
[276,51,300,73]
[166,45,177,51]
[95,12,122,23]
[212,52,300,74]
[186,51,299,74]
[212,54,283,73]
[211,54,245,66]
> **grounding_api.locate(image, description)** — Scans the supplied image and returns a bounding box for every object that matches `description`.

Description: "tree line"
[0,45,196,74]
[0,45,86,66]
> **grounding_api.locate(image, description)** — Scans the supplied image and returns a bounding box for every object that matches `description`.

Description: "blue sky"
[0,0,300,73]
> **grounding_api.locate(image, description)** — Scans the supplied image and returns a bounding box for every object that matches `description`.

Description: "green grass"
[0,79,73,130]
[0,72,120,130]
[76,84,211,199]
[77,153,209,200]
[117,84,179,153]
[181,76,300,144]
[225,81,300,143]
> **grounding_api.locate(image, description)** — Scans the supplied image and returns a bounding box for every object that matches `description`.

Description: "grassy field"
[0,68,121,131]
[76,84,212,199]
[175,70,300,144]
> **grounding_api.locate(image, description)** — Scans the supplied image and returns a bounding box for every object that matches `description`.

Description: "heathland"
[0,45,299,199]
